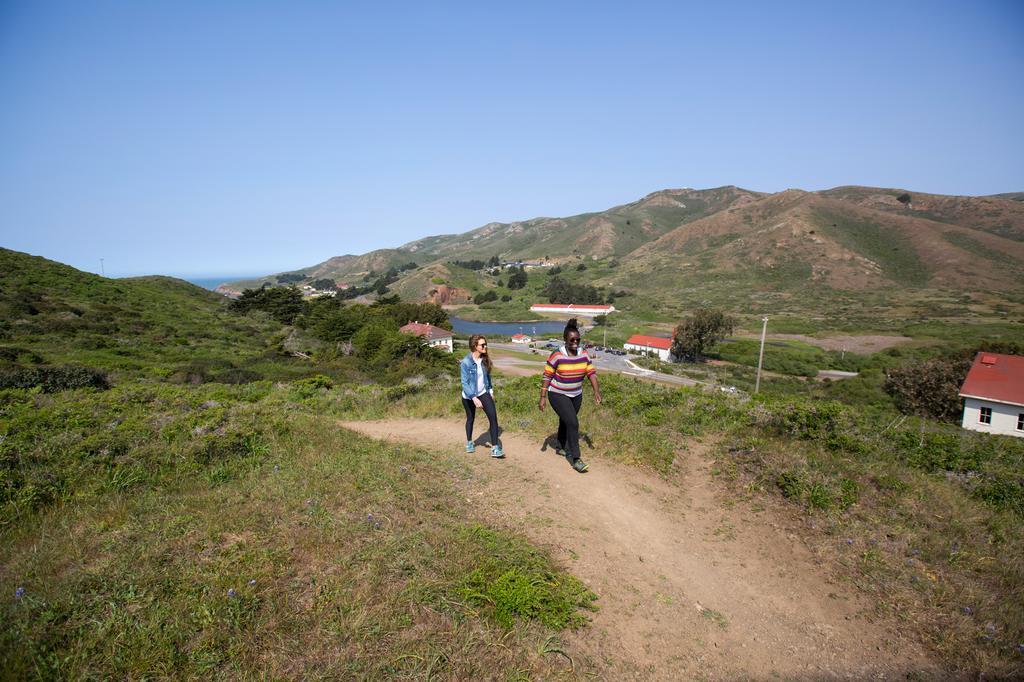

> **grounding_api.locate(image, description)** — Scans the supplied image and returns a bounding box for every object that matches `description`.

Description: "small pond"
[448,316,570,338]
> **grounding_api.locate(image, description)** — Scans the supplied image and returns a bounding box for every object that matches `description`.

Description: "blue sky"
[1,1,1022,277]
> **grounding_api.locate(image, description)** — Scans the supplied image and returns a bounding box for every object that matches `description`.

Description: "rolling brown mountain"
[400,186,765,261]
[221,185,1024,314]
[619,189,1024,293]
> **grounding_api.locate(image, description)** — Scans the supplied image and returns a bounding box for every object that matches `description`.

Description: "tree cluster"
[474,290,498,304]
[542,276,607,305]
[308,278,336,291]
[337,263,417,300]
[450,255,500,271]
[505,266,528,290]
[276,272,306,284]
[229,287,306,325]
[671,308,735,362]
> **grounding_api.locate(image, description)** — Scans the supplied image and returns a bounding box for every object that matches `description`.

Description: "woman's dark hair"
[468,334,493,373]
[563,318,580,341]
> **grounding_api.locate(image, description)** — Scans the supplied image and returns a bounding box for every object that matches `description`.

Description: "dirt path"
[340,418,943,680]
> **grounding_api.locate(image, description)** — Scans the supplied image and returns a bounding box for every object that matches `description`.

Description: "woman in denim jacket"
[460,334,503,458]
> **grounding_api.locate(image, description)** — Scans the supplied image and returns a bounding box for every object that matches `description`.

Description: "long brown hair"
[468,334,493,373]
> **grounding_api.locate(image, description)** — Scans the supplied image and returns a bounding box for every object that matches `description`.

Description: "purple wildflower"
[374,521,381,530]
[14,587,25,599]
[227,588,237,599]
[1016,643,1024,655]
[845,539,853,545]
[962,606,973,615]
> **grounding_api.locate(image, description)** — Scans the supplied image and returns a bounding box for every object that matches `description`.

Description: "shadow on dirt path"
[340,418,945,680]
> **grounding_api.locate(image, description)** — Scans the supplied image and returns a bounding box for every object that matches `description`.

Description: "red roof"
[625,334,673,350]
[399,322,452,341]
[530,303,614,311]
[959,352,1024,407]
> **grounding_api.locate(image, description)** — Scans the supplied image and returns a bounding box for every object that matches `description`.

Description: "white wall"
[962,397,1024,438]
[429,337,453,353]
[624,343,671,362]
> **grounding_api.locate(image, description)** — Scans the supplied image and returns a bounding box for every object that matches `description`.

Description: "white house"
[399,321,454,353]
[624,334,674,362]
[529,303,615,317]
[959,352,1024,438]
[510,333,532,344]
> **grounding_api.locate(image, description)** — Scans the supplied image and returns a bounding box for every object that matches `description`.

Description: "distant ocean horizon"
[180,275,263,291]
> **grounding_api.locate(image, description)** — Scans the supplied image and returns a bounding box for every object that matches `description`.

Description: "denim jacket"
[460,353,493,398]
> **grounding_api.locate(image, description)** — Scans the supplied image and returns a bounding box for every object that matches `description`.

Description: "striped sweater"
[543,346,596,397]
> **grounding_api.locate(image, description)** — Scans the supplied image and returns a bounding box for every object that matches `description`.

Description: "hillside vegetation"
[4,245,1024,676]
[221,185,1024,331]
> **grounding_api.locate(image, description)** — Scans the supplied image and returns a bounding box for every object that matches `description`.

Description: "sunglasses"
[477,342,487,347]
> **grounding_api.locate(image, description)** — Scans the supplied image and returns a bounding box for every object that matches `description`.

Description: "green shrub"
[0,365,109,392]
[972,478,1024,516]
[776,470,804,499]
[456,525,595,629]
[212,368,263,384]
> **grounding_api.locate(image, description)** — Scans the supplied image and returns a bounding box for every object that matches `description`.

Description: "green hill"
[0,248,290,383]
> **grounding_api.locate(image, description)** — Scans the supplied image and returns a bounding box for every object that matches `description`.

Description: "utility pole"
[755,316,768,394]
[100,258,105,276]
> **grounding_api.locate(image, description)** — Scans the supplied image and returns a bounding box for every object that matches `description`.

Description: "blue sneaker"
[466,441,475,453]
[490,445,505,458]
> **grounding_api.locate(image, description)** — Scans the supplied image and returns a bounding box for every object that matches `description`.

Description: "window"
[1018,413,1024,431]
[979,407,992,425]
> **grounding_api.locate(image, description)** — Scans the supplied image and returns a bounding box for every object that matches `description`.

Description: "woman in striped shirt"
[539,318,602,473]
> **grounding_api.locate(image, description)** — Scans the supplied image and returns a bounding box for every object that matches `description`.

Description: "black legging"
[463,392,500,447]
[548,392,583,460]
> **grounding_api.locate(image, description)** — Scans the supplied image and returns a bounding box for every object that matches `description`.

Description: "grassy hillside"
[3,250,1024,676]
[1,255,598,679]
[0,248,300,383]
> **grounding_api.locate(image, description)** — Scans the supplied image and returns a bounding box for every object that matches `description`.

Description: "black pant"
[549,392,583,460]
[463,392,500,447]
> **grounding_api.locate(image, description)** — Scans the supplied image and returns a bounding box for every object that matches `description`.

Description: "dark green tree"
[671,308,735,362]
[229,287,305,325]
[507,267,528,290]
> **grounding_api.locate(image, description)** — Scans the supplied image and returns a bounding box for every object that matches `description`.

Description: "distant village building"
[502,260,550,269]
[511,333,532,344]
[399,321,454,353]
[959,352,1024,438]
[529,303,615,317]
[301,284,336,298]
[623,334,674,362]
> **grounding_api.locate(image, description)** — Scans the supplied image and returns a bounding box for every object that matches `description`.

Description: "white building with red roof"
[959,352,1024,438]
[529,303,615,317]
[399,321,453,353]
[624,334,674,362]
[510,333,532,344]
